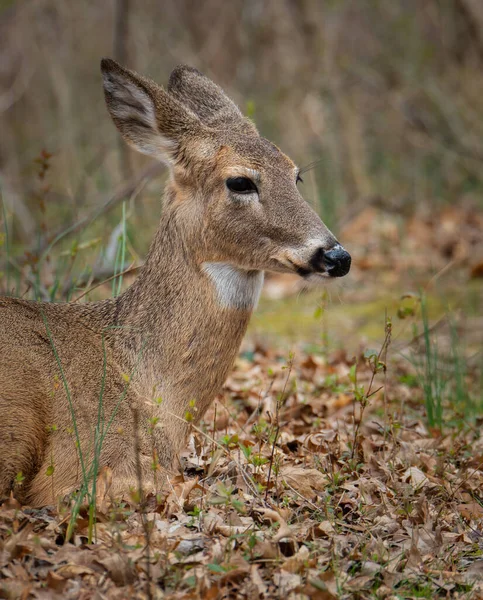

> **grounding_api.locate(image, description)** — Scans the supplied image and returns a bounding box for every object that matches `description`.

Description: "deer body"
[0,60,350,505]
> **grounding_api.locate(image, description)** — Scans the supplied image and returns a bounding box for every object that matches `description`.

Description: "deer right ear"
[101,58,200,164]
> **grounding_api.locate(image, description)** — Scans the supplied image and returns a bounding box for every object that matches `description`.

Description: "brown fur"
[0,59,347,505]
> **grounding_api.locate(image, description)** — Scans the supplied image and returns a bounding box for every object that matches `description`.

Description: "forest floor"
[1,202,483,599]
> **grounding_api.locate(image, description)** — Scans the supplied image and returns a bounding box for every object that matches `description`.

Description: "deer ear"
[168,66,257,134]
[101,58,202,163]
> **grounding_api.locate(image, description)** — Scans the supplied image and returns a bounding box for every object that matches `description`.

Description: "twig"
[244,373,276,429]
[72,263,140,302]
[282,481,320,512]
[265,354,294,501]
[133,409,153,600]
[18,162,164,265]
[164,410,261,499]
[351,319,392,460]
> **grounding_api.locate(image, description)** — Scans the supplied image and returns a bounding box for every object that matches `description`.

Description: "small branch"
[73,263,140,302]
[19,162,164,265]
[351,320,392,460]
[265,354,294,501]
[133,408,153,600]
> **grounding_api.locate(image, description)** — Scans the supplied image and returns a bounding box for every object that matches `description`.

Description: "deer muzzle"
[309,244,351,278]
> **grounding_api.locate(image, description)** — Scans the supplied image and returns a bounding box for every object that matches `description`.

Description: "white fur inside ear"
[103,75,157,126]
[202,263,264,310]
[103,72,175,159]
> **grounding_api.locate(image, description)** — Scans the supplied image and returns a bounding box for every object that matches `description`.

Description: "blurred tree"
[114,0,133,181]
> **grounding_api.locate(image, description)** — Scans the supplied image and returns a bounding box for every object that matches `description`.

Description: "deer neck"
[110,208,263,410]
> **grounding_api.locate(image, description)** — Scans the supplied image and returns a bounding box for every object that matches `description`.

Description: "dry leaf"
[282,544,310,573]
[457,502,483,521]
[45,571,67,593]
[402,466,429,487]
[95,465,113,514]
[55,564,96,579]
[165,477,200,517]
[93,552,137,586]
[273,570,301,594]
[281,467,328,499]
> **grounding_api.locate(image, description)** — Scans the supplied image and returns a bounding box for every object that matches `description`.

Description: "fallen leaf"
[55,564,96,579]
[95,465,113,514]
[165,477,201,517]
[402,466,429,487]
[282,544,310,573]
[273,569,301,594]
[281,467,328,499]
[457,502,483,521]
[46,571,67,593]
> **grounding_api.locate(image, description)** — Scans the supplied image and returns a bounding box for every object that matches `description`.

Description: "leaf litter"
[1,203,483,599]
[1,344,482,600]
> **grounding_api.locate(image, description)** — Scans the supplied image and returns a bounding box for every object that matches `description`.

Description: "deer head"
[101,59,351,292]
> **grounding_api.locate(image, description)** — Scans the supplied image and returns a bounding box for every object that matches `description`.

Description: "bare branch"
[19,162,164,265]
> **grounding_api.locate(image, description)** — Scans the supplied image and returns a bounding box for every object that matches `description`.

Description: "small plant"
[403,292,481,431]
[184,399,198,423]
[209,482,245,514]
[187,504,202,528]
[265,352,294,500]
[349,317,391,459]
[239,441,269,471]
[417,295,445,430]
[448,313,479,422]
[220,433,239,449]
[14,471,25,491]
[112,201,128,297]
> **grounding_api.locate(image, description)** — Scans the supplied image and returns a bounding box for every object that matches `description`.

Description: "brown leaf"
[0,493,22,511]
[93,552,137,586]
[273,570,301,594]
[55,564,96,579]
[457,502,483,521]
[282,544,310,573]
[46,571,68,593]
[402,466,429,488]
[281,467,328,499]
[217,556,250,584]
[95,465,113,514]
[305,571,339,599]
[313,521,335,538]
[247,565,268,597]
[0,524,33,567]
[470,261,483,278]
[256,507,295,543]
[165,477,201,517]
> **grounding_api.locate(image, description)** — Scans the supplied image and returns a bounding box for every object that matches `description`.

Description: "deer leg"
[0,399,47,504]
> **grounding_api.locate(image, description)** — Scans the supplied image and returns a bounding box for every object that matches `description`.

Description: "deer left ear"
[101,58,205,165]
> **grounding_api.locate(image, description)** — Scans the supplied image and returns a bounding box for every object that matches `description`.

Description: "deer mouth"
[271,256,328,278]
[289,259,329,279]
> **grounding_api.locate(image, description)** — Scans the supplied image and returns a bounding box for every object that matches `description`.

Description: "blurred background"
[0,0,482,363]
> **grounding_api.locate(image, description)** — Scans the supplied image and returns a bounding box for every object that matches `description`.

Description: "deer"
[0,59,351,506]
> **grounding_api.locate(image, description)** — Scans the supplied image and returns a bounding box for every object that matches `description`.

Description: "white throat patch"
[202,263,264,310]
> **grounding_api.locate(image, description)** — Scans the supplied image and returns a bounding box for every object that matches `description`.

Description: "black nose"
[323,245,351,277]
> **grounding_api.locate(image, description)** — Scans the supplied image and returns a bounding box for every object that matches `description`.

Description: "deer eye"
[226,177,258,194]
